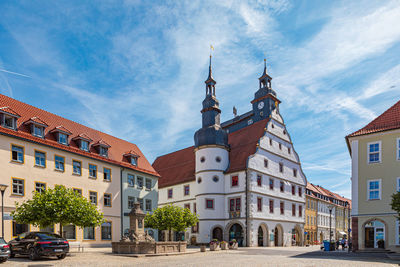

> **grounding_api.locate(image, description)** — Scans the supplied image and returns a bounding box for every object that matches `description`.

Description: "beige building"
[0,94,159,245]
[346,99,400,251]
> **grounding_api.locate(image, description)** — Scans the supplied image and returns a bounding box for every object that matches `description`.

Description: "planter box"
[221,242,228,250]
[229,243,238,250]
[200,245,206,252]
[210,243,220,251]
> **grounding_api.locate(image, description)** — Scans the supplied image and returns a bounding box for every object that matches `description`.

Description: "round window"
[197,177,202,184]
[213,176,219,182]
[216,156,221,163]
[200,157,205,163]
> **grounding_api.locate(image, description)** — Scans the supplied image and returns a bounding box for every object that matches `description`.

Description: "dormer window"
[99,146,108,157]
[58,133,68,145]
[72,133,92,152]
[25,117,48,138]
[124,150,140,166]
[50,126,72,146]
[92,140,111,158]
[33,125,44,137]
[131,156,138,166]
[0,107,20,130]
[81,140,89,151]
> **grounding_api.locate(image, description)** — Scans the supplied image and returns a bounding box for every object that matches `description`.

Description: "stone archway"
[362,218,387,249]
[224,221,246,246]
[274,224,283,247]
[292,225,303,246]
[258,223,269,247]
[212,226,223,241]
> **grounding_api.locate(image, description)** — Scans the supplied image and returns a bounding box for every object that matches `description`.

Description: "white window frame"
[33,125,44,138]
[397,177,400,192]
[397,138,400,161]
[367,179,381,200]
[367,141,382,164]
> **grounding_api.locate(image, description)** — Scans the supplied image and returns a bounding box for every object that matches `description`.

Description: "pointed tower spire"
[258,58,272,89]
[205,55,216,96]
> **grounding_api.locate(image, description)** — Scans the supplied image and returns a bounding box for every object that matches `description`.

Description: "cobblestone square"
[4,246,400,267]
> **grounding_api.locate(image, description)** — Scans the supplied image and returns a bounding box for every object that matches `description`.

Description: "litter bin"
[323,241,330,251]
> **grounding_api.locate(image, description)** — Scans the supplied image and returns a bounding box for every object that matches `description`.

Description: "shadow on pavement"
[291,250,400,265]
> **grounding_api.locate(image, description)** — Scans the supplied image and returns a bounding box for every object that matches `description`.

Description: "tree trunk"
[169,229,172,242]
[59,224,63,237]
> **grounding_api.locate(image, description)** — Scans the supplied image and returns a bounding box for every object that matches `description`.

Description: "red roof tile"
[0,106,20,117]
[72,133,93,142]
[0,94,159,177]
[49,125,73,135]
[348,99,400,137]
[25,116,49,127]
[153,119,269,188]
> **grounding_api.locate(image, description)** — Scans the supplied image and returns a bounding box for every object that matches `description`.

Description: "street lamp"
[328,204,334,246]
[0,184,8,239]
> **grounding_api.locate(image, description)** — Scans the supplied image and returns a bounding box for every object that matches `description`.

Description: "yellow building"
[305,183,318,245]
[346,100,400,251]
[0,94,158,245]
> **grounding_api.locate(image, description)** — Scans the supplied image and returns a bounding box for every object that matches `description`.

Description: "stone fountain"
[112,203,186,254]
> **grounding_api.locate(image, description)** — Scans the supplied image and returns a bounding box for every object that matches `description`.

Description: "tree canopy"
[391,192,400,218]
[12,185,104,232]
[144,205,198,240]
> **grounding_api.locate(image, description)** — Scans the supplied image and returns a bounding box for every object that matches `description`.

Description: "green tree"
[12,185,104,236]
[144,205,198,241]
[391,192,400,218]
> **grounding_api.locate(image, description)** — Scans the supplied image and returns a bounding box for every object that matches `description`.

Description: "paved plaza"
[3,246,400,267]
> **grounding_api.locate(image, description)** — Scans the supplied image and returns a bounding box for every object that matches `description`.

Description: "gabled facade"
[0,94,159,245]
[346,99,400,251]
[153,58,307,247]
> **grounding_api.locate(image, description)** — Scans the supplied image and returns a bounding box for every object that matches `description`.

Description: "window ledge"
[11,160,24,164]
[54,169,65,173]
[103,180,111,183]
[34,165,46,168]
[11,194,24,197]
[72,173,82,177]
[89,176,97,180]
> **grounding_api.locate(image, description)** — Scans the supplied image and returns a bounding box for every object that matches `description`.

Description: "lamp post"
[0,184,8,239]
[328,205,334,246]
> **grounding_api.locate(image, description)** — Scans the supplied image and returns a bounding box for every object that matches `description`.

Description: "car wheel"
[29,248,39,261]
[57,254,66,260]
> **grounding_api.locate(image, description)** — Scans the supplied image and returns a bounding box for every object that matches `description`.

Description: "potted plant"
[209,239,220,251]
[220,241,228,250]
[200,244,206,252]
[229,239,238,249]
[377,239,385,249]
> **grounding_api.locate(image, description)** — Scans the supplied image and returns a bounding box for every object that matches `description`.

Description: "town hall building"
[153,58,307,247]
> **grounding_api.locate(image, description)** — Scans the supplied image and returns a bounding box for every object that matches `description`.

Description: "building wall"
[350,129,400,251]
[305,196,318,245]
[0,134,121,245]
[121,169,158,240]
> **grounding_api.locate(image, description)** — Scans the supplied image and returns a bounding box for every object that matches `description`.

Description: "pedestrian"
[341,238,345,250]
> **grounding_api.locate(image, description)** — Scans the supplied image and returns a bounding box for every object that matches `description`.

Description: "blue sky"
[1,0,400,198]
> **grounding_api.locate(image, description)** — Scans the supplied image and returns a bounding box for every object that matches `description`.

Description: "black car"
[9,232,69,260]
[0,238,10,263]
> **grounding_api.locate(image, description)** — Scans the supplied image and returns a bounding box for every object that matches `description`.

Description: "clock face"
[258,101,264,110]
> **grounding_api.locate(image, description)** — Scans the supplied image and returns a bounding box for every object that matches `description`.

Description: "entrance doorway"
[212,227,223,241]
[364,220,385,248]
[274,225,282,246]
[229,224,244,247]
[258,226,263,246]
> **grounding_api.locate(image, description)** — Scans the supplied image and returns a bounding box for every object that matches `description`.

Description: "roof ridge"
[0,94,141,146]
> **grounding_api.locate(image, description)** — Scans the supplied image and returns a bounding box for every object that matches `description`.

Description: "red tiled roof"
[50,125,73,135]
[25,116,49,127]
[72,133,93,142]
[0,106,20,117]
[0,94,159,177]
[92,139,111,148]
[348,99,400,138]
[153,146,195,188]
[153,119,269,188]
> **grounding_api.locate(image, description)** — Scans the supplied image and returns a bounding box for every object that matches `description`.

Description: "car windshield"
[36,233,62,240]
[0,238,6,244]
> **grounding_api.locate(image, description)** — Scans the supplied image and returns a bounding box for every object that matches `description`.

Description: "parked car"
[8,232,69,260]
[0,238,10,263]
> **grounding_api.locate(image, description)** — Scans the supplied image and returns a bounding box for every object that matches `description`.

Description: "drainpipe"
[120,167,124,239]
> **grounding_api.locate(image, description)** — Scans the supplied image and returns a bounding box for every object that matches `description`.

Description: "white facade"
[158,109,307,247]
